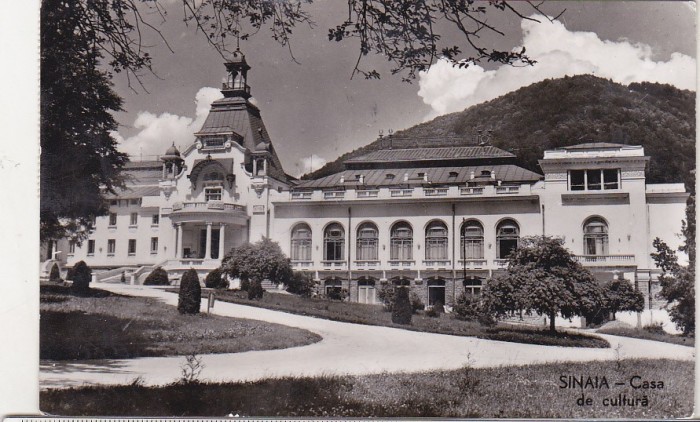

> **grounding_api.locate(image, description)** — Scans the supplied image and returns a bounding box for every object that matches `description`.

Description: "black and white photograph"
[0,0,696,419]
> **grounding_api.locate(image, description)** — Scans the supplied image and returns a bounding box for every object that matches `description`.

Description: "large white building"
[44,52,689,307]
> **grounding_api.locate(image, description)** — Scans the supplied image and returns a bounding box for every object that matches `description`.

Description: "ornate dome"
[161,143,182,161]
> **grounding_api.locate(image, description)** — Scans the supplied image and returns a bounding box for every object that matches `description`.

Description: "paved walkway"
[40,283,694,389]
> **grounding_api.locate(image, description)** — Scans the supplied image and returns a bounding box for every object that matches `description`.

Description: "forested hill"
[303,75,695,188]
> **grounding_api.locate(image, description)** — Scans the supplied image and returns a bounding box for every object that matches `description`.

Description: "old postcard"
[3,0,697,419]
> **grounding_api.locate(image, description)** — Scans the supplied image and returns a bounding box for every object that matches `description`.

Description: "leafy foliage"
[221,238,293,288]
[178,269,201,314]
[453,292,495,326]
[481,236,604,332]
[71,261,92,293]
[49,263,61,283]
[144,267,170,286]
[305,76,695,188]
[204,268,228,289]
[651,238,695,336]
[602,278,644,319]
[391,287,412,325]
[41,0,128,242]
[410,291,425,313]
[285,271,318,297]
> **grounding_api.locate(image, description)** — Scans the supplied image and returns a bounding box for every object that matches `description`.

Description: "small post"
[207,291,215,313]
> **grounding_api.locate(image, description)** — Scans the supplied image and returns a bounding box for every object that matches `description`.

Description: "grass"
[191,289,609,348]
[40,358,693,418]
[597,326,694,347]
[40,284,321,360]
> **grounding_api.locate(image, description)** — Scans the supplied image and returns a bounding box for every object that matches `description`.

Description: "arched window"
[461,220,484,259]
[324,223,345,261]
[390,222,413,261]
[291,224,312,261]
[425,221,448,260]
[584,217,608,256]
[356,222,378,261]
[496,219,519,259]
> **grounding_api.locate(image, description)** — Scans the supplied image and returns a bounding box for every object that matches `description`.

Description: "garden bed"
[40,284,321,360]
[193,289,609,348]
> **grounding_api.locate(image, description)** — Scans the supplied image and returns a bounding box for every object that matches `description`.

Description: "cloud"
[417,17,696,119]
[112,87,222,158]
[296,154,327,177]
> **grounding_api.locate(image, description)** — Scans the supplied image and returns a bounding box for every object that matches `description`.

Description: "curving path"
[40,283,694,389]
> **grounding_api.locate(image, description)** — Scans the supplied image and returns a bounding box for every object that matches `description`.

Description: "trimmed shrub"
[453,292,496,326]
[49,263,61,283]
[247,279,265,300]
[410,291,425,313]
[286,271,317,297]
[378,284,395,311]
[178,269,201,314]
[144,267,170,286]
[120,271,126,283]
[205,268,228,289]
[326,287,348,301]
[391,287,412,325]
[426,300,445,318]
[71,261,92,293]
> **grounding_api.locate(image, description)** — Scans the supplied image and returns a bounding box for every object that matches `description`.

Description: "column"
[218,224,226,260]
[175,223,183,259]
[205,222,212,259]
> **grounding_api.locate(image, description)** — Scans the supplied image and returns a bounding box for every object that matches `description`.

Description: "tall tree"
[41,0,128,241]
[651,237,695,336]
[482,236,604,332]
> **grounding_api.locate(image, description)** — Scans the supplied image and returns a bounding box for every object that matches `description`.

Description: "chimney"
[340,175,345,184]
[404,173,409,182]
[470,171,475,180]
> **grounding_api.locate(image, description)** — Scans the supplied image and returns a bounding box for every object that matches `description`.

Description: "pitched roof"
[295,164,542,190]
[345,146,515,165]
[105,185,160,199]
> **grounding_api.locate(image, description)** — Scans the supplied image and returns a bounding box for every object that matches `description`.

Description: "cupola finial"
[222,48,252,99]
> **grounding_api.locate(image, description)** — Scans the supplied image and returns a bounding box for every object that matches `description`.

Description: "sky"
[109,1,697,177]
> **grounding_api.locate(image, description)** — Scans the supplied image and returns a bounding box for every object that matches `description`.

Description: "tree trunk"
[549,311,556,333]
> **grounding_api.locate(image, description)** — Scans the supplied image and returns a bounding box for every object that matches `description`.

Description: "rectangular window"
[151,214,160,226]
[130,212,138,226]
[586,169,602,190]
[603,169,619,190]
[150,237,158,254]
[68,241,76,255]
[109,213,117,226]
[87,240,95,256]
[205,187,222,202]
[109,199,118,206]
[107,239,116,255]
[128,239,137,255]
[570,170,585,191]
[130,198,140,206]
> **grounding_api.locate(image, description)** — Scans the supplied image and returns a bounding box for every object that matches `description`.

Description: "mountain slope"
[304,75,695,187]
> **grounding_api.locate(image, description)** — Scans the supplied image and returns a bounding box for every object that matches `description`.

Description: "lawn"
[41,358,692,418]
[40,284,321,360]
[197,289,609,348]
[597,326,694,347]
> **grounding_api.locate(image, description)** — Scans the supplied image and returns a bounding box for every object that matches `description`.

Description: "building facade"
[48,53,689,307]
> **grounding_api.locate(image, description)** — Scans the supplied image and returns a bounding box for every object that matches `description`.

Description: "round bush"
[286,271,317,297]
[178,268,201,314]
[49,263,61,283]
[205,268,228,289]
[144,267,170,286]
[410,291,425,313]
[391,287,412,325]
[247,279,264,300]
[71,261,92,293]
[240,278,251,292]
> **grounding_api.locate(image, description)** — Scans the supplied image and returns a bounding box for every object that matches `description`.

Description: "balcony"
[356,190,379,198]
[424,188,448,197]
[423,259,451,268]
[390,189,413,198]
[291,191,313,200]
[574,255,635,266]
[355,260,381,269]
[460,187,484,196]
[389,260,415,269]
[493,259,509,268]
[169,201,247,225]
[323,191,345,200]
[496,186,520,194]
[291,260,313,270]
[458,259,488,269]
[321,260,346,269]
